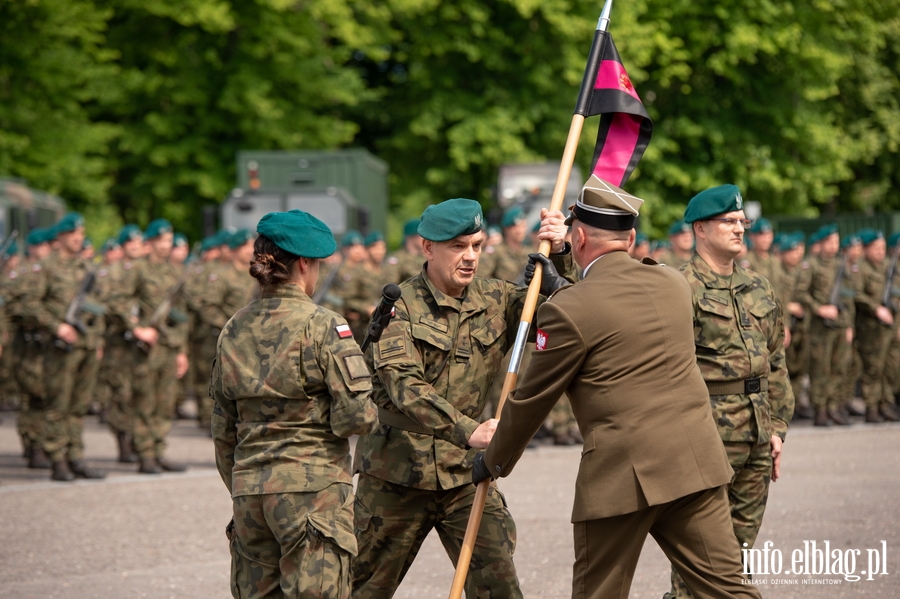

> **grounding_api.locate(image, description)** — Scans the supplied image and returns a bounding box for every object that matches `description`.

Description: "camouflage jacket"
[658,249,691,270]
[680,254,793,443]
[478,242,530,284]
[220,261,256,318]
[384,249,423,285]
[14,254,105,350]
[354,250,574,490]
[795,253,862,328]
[854,259,898,324]
[106,257,189,352]
[210,284,378,497]
[741,252,777,286]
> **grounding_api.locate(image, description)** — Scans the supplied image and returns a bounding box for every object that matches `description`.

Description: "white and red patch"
[336,324,353,339]
[535,328,549,351]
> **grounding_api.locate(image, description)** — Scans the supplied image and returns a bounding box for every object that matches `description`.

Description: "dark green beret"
[668,219,691,236]
[118,224,143,245]
[531,220,541,234]
[418,198,484,242]
[82,239,93,249]
[635,232,649,245]
[342,230,364,247]
[818,224,839,239]
[654,239,671,250]
[856,228,883,247]
[103,238,120,252]
[487,225,502,236]
[364,231,384,247]
[501,206,525,229]
[173,233,188,247]
[780,233,803,252]
[750,218,772,234]
[45,224,59,242]
[256,210,336,259]
[889,232,900,249]
[228,229,254,249]
[840,233,861,249]
[200,235,218,253]
[26,228,48,246]
[683,184,744,224]
[403,219,421,238]
[56,212,85,234]
[144,218,173,240]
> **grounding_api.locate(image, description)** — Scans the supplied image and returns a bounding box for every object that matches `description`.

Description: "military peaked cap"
[257,210,336,259]
[418,198,484,241]
[564,175,643,230]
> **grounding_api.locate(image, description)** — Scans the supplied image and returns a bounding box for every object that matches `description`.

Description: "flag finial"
[597,0,613,32]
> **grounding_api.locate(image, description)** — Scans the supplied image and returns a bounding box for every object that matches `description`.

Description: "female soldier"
[211,210,378,598]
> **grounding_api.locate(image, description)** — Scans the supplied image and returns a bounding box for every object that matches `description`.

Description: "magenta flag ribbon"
[585,34,653,187]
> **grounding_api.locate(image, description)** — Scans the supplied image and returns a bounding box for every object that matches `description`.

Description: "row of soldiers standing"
[0,215,256,480]
[628,217,900,426]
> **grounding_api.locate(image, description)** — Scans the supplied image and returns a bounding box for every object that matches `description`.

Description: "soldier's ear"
[421,239,435,260]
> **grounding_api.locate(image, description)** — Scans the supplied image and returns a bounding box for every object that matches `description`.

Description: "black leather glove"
[525,253,568,296]
[471,452,492,485]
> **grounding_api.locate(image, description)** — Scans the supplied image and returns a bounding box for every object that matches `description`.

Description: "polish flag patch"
[336,324,353,339]
[536,329,549,351]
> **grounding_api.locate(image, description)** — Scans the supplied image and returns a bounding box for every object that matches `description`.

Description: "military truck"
[220,149,389,238]
[0,177,67,242]
[494,163,584,228]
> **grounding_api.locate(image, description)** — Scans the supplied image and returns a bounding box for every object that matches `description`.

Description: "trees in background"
[1,0,898,239]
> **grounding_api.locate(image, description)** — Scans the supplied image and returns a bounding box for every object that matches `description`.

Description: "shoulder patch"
[335,324,353,339]
[801,261,809,269]
[387,256,399,265]
[535,328,549,351]
[208,273,218,281]
[124,262,133,270]
[32,264,41,272]
[851,264,859,273]
[342,354,370,380]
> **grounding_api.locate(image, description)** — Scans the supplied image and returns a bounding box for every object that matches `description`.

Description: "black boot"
[68,460,106,479]
[814,406,830,427]
[139,457,162,474]
[51,461,76,482]
[28,447,52,469]
[880,403,900,422]
[117,432,137,463]
[828,406,851,425]
[865,406,885,424]
[156,456,187,472]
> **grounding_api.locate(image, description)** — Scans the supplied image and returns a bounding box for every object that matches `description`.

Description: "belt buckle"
[745,378,761,394]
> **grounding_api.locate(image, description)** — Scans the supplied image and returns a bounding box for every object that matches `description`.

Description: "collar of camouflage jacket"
[690,253,752,292]
[259,283,312,303]
[418,266,488,315]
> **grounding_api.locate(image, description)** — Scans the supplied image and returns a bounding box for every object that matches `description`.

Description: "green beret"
[257,210,336,259]
[487,225,502,236]
[82,239,93,249]
[56,212,85,234]
[750,218,772,234]
[228,229,254,249]
[780,233,803,252]
[4,240,17,256]
[144,218,173,240]
[889,232,900,249]
[26,228,48,246]
[818,224,839,239]
[118,224,143,245]
[103,238,120,252]
[342,230,364,247]
[403,219,421,238]
[173,233,188,247]
[200,235,218,253]
[654,239,671,251]
[683,184,744,224]
[364,231,384,247]
[501,206,525,229]
[840,233,861,249]
[418,198,484,242]
[635,232,649,245]
[668,219,691,236]
[45,224,59,242]
[856,228,884,247]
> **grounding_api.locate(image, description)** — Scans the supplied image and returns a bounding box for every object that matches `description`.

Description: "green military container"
[222,149,389,237]
[0,177,67,242]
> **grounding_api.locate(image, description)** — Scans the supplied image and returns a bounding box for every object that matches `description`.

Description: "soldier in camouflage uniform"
[15,213,107,481]
[666,186,794,599]
[476,205,530,284]
[352,199,574,599]
[740,218,776,283]
[852,229,900,422]
[333,231,372,344]
[839,235,865,416]
[108,219,189,474]
[384,219,423,285]
[796,226,857,426]
[211,210,378,599]
[658,219,694,270]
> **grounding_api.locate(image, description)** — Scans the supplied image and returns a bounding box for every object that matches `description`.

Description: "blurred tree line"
[1,0,898,241]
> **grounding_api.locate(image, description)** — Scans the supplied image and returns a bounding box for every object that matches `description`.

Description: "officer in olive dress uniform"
[352,199,575,599]
[666,185,794,598]
[212,210,378,599]
[477,175,759,599]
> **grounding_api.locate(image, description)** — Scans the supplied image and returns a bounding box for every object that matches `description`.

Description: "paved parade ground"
[0,410,898,599]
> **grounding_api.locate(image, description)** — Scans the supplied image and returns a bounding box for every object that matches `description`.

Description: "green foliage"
[1,0,899,242]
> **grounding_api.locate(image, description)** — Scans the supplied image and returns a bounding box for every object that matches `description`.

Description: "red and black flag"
[576,32,652,187]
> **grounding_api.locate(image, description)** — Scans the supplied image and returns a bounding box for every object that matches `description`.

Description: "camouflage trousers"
[807,318,852,409]
[885,334,900,399]
[667,441,772,598]
[229,484,355,599]
[786,320,810,406]
[132,343,178,460]
[856,320,895,409]
[37,344,100,462]
[352,475,521,599]
[104,337,137,436]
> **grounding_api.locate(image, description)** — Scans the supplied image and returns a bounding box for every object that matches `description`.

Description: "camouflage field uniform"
[108,257,189,462]
[669,254,794,598]
[383,249,422,286]
[772,259,812,406]
[658,250,691,270]
[3,262,37,454]
[336,261,374,344]
[741,251,777,285]
[476,242,529,284]
[352,251,573,599]
[15,255,105,464]
[796,254,856,412]
[211,284,378,599]
[854,259,898,414]
[102,258,141,442]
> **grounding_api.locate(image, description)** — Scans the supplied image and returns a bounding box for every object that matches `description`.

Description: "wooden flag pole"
[446,6,614,598]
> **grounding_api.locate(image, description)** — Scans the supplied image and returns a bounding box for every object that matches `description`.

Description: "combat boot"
[116,432,137,463]
[814,406,831,427]
[28,447,51,469]
[156,456,187,472]
[51,461,76,482]
[880,403,900,422]
[139,457,162,474]
[865,406,885,423]
[827,406,851,425]
[68,460,106,479]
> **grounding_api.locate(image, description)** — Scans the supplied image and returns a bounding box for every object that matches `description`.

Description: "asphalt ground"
[0,408,898,599]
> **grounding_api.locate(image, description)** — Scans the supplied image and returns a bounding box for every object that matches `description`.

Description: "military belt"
[377,407,433,436]
[706,377,768,396]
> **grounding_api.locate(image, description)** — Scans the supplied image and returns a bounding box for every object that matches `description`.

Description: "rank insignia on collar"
[336,324,353,339]
[536,328,549,351]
